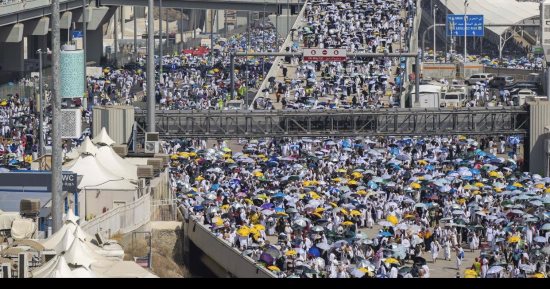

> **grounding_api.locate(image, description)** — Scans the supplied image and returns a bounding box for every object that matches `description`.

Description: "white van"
[465,73,494,85]
[440,88,466,108]
[411,85,443,108]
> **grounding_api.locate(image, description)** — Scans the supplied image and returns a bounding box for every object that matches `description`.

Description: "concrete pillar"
[86,28,103,65]
[0,41,25,74]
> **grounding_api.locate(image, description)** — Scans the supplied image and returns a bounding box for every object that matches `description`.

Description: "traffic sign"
[446,14,484,37]
[303,48,347,62]
[72,30,83,39]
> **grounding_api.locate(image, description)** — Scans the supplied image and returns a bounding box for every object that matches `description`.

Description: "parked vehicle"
[440,88,466,108]
[411,85,444,108]
[489,75,515,88]
[465,73,494,85]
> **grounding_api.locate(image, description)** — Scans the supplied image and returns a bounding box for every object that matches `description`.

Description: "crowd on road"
[86,23,283,111]
[169,134,549,278]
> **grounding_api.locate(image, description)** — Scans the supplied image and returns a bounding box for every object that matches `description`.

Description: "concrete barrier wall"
[529,101,550,176]
[458,63,484,79]
[484,67,542,82]
[181,206,275,278]
[421,62,456,79]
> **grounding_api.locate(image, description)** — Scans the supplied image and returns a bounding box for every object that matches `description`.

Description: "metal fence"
[150,198,178,221]
[81,193,151,238]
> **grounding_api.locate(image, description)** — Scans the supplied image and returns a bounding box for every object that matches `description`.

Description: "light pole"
[445,0,448,62]
[147,0,155,132]
[36,49,49,158]
[51,0,63,233]
[464,0,469,62]
[433,4,438,62]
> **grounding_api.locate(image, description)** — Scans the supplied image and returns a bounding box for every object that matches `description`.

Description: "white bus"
[411,85,444,108]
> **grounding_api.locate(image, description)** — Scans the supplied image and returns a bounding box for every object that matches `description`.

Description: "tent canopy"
[92,127,116,146]
[68,155,136,190]
[96,146,138,181]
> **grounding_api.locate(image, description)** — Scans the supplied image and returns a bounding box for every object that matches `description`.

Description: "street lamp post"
[464,0,469,62]
[433,4,438,62]
[36,49,46,157]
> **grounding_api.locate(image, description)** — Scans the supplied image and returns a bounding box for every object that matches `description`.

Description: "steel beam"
[99,0,281,12]
[134,108,529,139]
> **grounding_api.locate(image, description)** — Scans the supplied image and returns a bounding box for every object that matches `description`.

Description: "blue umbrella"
[308,247,321,258]
[193,205,205,211]
[261,203,274,210]
[508,136,520,145]
[379,231,393,237]
[272,192,286,198]
[267,161,279,167]
[470,168,480,175]
[210,184,220,191]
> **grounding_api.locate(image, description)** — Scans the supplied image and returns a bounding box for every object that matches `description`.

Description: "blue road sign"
[72,30,83,39]
[446,15,484,37]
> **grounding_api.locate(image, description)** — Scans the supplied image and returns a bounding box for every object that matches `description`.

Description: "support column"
[86,28,103,65]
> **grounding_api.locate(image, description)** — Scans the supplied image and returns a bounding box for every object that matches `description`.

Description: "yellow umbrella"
[285,250,297,256]
[257,194,268,200]
[534,183,545,189]
[222,147,232,152]
[171,154,179,160]
[410,183,421,189]
[314,207,325,213]
[508,235,521,243]
[464,184,473,190]
[223,153,232,158]
[358,267,372,273]
[474,182,484,188]
[404,214,415,219]
[244,198,253,205]
[494,187,502,193]
[253,224,266,231]
[196,175,205,182]
[0,100,7,106]
[329,202,338,208]
[340,209,349,215]
[417,160,428,166]
[212,217,224,227]
[342,221,354,226]
[488,171,499,178]
[332,178,342,183]
[276,212,288,217]
[253,171,264,177]
[178,152,190,158]
[310,192,321,200]
[384,258,400,265]
[237,226,250,237]
[387,215,398,225]
[188,152,197,157]
[351,172,363,179]
[347,180,358,186]
[221,204,230,210]
[472,190,481,196]
[303,180,312,186]
[268,266,280,272]
[513,182,523,188]
[225,158,236,164]
[545,188,550,193]
[531,272,545,278]
[336,169,347,173]
[312,212,323,218]
[350,210,361,216]
[464,269,477,278]
[357,190,367,195]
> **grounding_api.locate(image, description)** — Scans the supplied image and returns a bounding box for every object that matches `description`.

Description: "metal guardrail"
[81,193,151,238]
[134,107,530,138]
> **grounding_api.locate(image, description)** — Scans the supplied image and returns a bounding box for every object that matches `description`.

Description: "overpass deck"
[134,107,529,139]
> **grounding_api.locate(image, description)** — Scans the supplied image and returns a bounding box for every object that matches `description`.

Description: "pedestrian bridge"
[134,107,530,139]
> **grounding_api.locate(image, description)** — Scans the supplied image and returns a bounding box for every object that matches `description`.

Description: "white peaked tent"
[96,145,138,181]
[64,231,107,269]
[68,155,136,190]
[41,210,95,251]
[78,136,99,156]
[32,255,79,278]
[92,127,116,146]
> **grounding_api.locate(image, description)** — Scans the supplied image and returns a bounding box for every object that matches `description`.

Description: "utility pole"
[134,6,138,56]
[82,0,87,93]
[147,0,156,132]
[51,0,63,233]
[159,0,163,79]
[37,49,45,157]
[445,0,448,62]
[433,4,438,62]
[464,0,469,62]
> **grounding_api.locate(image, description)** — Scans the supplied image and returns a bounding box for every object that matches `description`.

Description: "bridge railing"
[134,107,530,138]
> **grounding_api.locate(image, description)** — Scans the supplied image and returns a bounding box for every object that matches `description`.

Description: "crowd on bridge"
[258,0,417,109]
[169,133,549,278]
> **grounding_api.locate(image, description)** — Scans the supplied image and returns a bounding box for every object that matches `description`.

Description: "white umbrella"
[534,236,547,243]
[396,223,409,230]
[316,242,331,251]
[487,266,504,274]
[378,221,394,227]
[542,223,550,231]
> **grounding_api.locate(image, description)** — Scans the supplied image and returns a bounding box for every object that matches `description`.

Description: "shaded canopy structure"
[92,127,116,146]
